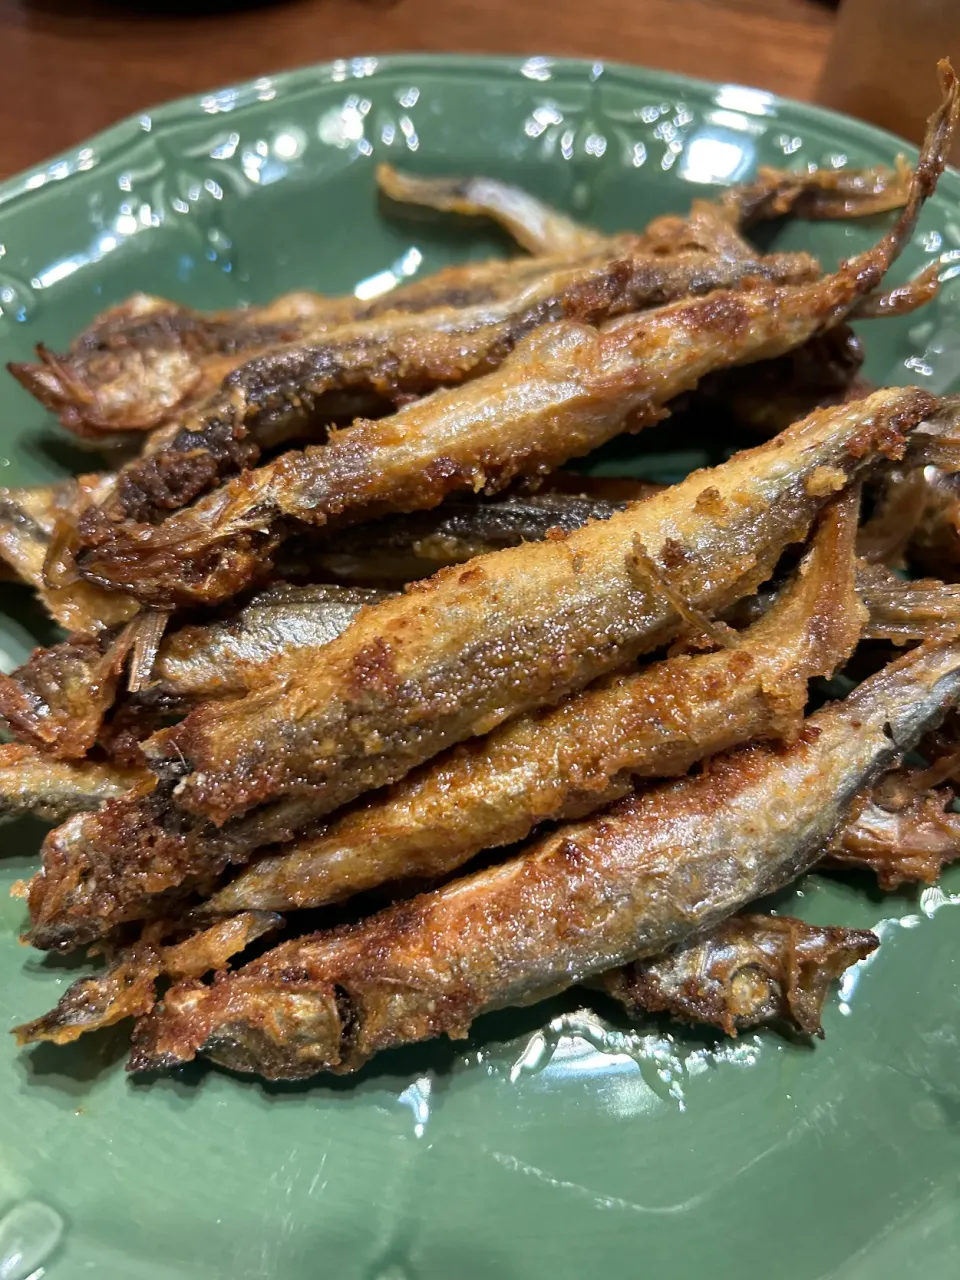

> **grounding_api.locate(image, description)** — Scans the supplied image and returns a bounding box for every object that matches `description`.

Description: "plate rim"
[0,51,931,211]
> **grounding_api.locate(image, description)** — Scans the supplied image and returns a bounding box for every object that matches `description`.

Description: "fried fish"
[22,389,950,953]
[11,910,281,1047]
[71,239,821,529]
[0,743,144,825]
[126,640,960,1078]
[377,157,912,255]
[132,389,950,829]
[209,490,863,915]
[599,914,878,1037]
[70,67,958,607]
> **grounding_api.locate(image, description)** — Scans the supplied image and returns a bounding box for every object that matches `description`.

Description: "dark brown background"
[0,0,835,177]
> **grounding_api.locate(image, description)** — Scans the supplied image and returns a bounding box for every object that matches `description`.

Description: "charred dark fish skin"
[300,490,640,585]
[209,490,863,915]
[598,914,879,1037]
[128,639,960,1079]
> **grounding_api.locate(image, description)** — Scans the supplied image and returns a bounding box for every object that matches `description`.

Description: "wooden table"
[0,0,834,178]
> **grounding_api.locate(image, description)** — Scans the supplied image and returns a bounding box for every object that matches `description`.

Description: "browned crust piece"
[599,915,879,1037]
[125,641,960,1079]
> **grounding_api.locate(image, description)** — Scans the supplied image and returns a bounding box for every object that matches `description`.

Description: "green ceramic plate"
[1,54,959,1280]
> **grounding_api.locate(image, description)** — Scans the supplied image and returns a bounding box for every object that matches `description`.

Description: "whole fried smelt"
[376,163,609,256]
[78,243,820,530]
[141,390,948,826]
[7,290,358,439]
[824,768,960,889]
[128,640,960,1079]
[210,491,863,914]
[378,156,913,256]
[0,612,159,759]
[599,915,878,1037]
[13,911,280,1047]
[9,245,634,440]
[74,70,960,607]
[0,743,144,825]
[24,389,949,954]
[149,581,388,702]
[0,477,137,634]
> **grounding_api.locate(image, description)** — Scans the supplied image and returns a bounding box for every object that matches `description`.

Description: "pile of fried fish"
[3,64,960,1081]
